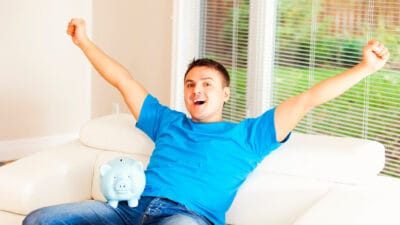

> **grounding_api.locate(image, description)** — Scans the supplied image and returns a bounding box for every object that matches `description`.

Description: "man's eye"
[186,83,194,88]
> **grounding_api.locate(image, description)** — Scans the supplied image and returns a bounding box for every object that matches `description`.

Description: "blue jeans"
[23,197,212,225]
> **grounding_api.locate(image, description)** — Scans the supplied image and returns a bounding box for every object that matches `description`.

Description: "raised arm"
[274,40,390,142]
[66,18,148,120]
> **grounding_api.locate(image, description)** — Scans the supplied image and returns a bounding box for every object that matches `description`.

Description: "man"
[23,18,389,225]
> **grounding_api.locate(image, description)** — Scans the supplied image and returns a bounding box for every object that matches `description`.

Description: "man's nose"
[193,85,202,94]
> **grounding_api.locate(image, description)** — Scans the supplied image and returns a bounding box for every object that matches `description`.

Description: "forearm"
[78,39,133,89]
[306,62,373,108]
[66,18,149,120]
[77,38,148,119]
[275,63,373,142]
[274,40,389,142]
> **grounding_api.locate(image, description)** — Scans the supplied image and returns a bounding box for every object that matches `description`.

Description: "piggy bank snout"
[114,178,132,192]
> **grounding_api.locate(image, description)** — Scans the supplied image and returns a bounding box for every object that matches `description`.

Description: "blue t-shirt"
[136,94,286,225]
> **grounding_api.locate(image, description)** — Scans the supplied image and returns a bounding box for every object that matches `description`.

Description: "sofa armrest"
[0,141,99,215]
[258,132,385,184]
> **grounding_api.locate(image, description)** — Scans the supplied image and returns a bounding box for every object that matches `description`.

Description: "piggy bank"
[100,157,146,208]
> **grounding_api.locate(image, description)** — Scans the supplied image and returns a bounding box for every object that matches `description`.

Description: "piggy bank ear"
[100,164,112,176]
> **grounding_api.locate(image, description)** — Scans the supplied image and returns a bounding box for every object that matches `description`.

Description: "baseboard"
[0,133,79,161]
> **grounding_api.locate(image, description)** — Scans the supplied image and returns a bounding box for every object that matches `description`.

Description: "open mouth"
[194,100,206,105]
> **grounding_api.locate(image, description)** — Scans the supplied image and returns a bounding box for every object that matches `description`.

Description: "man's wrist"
[356,61,377,76]
[78,38,94,51]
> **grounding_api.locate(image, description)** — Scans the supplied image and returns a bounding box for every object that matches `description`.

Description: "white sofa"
[1,113,400,225]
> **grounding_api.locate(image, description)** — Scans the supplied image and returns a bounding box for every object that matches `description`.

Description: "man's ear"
[223,87,230,102]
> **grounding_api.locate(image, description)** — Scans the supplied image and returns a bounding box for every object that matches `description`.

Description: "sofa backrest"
[79,113,154,156]
[258,132,385,184]
[80,113,386,185]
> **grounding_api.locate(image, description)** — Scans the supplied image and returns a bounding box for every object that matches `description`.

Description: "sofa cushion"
[0,211,24,225]
[79,113,154,156]
[226,171,334,225]
[257,132,385,184]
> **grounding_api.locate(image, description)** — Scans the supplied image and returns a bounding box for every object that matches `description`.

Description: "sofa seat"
[294,176,400,225]
[0,211,24,225]
[0,141,99,215]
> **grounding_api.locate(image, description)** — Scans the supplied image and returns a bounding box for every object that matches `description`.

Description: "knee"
[23,207,61,225]
[23,208,48,225]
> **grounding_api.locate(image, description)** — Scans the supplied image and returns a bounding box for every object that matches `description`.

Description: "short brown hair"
[184,58,230,87]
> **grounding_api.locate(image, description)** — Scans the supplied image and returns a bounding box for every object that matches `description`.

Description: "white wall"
[0,0,92,160]
[0,0,92,141]
[91,0,172,117]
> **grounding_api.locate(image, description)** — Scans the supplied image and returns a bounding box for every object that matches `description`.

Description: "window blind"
[199,0,250,122]
[273,0,400,177]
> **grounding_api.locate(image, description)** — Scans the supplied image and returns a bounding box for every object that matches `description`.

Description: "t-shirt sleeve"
[135,94,168,141]
[245,107,290,157]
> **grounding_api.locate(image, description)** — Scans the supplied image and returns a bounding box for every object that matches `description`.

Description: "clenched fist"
[361,40,390,73]
[67,18,90,47]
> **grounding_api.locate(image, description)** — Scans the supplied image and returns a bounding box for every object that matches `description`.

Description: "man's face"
[184,66,230,123]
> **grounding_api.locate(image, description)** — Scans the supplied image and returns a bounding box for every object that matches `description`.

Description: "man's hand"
[66,18,90,47]
[361,40,390,73]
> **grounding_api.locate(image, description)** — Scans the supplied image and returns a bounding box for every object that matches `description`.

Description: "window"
[273,0,400,177]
